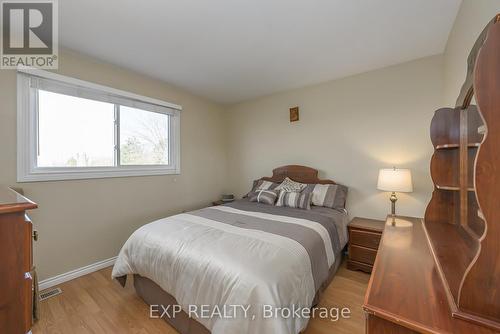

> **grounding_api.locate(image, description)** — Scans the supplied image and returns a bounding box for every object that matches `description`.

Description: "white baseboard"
[38,256,117,291]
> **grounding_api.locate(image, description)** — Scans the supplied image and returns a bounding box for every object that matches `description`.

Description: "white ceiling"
[60,0,462,104]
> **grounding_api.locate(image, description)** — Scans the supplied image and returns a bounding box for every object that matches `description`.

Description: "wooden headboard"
[259,165,337,184]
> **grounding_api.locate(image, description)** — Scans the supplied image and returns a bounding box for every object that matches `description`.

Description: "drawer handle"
[24,272,33,280]
[33,230,38,241]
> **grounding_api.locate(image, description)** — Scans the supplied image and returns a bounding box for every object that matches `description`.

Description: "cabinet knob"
[33,230,38,241]
[24,272,32,280]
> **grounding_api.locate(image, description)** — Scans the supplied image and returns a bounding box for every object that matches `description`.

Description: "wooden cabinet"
[347,217,385,273]
[0,188,37,334]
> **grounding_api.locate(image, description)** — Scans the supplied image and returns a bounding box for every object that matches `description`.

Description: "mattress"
[112,200,348,334]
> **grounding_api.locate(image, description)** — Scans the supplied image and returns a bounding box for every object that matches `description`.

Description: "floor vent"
[39,287,62,301]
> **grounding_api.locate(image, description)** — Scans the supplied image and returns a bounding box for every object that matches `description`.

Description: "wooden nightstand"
[347,217,385,273]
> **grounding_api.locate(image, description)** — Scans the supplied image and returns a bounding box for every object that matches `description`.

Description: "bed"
[112,165,349,334]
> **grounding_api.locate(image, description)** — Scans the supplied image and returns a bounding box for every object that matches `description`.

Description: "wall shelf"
[435,143,481,150]
[435,185,475,192]
[427,104,490,328]
[436,185,460,191]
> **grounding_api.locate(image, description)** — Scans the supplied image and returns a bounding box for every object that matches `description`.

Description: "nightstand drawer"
[347,260,373,273]
[350,245,377,265]
[350,229,381,249]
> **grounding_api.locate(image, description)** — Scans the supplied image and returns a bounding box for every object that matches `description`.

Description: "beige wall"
[443,0,500,106]
[225,0,500,221]
[225,55,444,221]
[0,49,228,280]
[2,0,498,281]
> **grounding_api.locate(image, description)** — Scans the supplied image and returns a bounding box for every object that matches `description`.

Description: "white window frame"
[17,67,181,182]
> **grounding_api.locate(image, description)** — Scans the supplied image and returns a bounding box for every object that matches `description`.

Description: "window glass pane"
[120,106,169,165]
[37,90,115,167]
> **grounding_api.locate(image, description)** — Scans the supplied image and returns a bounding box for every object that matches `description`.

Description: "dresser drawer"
[350,229,381,249]
[350,244,378,265]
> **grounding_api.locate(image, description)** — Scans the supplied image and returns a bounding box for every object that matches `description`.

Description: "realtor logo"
[1,0,58,69]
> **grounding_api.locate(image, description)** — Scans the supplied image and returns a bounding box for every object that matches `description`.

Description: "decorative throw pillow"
[248,189,279,205]
[244,180,280,198]
[301,184,348,210]
[276,191,313,210]
[276,177,307,193]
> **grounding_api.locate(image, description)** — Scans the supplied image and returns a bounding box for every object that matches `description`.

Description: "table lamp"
[377,167,413,217]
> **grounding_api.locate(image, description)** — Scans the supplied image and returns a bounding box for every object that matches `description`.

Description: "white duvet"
[112,206,337,334]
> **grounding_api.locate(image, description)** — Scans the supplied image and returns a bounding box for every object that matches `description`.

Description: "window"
[17,68,181,182]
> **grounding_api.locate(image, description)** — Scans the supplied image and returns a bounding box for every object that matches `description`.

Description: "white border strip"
[38,256,117,291]
[211,205,336,267]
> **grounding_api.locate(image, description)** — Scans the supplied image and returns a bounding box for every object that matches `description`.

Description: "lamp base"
[390,192,398,220]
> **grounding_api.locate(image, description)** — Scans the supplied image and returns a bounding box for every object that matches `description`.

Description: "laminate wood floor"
[32,260,369,334]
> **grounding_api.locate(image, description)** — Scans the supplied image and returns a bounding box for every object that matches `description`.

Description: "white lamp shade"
[377,168,413,193]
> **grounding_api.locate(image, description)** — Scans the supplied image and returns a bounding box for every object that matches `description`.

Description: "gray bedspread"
[189,200,348,291]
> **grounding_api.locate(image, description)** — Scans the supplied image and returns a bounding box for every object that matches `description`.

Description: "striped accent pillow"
[276,177,307,192]
[245,180,280,198]
[301,184,348,209]
[254,180,280,191]
[276,191,313,210]
[248,189,279,205]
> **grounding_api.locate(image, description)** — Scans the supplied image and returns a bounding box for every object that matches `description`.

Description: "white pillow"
[276,177,307,192]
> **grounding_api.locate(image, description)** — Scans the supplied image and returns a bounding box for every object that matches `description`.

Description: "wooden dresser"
[347,217,385,273]
[0,188,37,334]
[364,15,500,334]
[363,216,497,334]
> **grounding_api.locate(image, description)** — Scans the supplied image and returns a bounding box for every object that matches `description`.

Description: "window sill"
[17,166,181,182]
